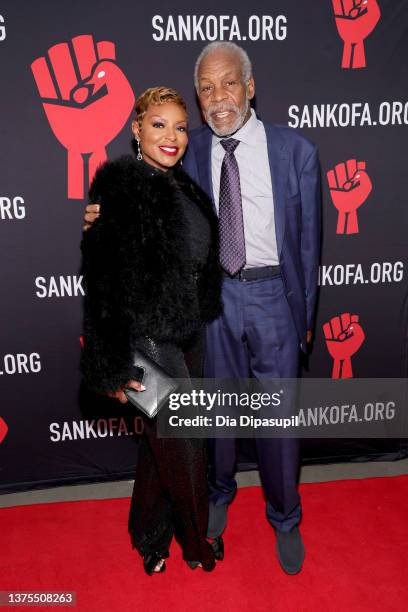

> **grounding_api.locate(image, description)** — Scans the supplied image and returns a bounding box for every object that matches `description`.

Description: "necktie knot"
[221,138,240,154]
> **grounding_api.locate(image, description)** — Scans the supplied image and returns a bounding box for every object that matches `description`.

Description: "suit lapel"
[196,127,214,205]
[264,123,289,256]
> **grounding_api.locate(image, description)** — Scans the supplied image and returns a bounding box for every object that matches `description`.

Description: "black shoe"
[186,558,216,572]
[143,551,169,576]
[207,503,228,539]
[275,526,305,575]
[210,536,224,561]
[186,560,202,570]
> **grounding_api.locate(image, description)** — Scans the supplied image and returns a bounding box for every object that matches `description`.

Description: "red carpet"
[1,476,408,612]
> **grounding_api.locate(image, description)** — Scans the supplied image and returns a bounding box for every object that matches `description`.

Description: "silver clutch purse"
[124,350,179,419]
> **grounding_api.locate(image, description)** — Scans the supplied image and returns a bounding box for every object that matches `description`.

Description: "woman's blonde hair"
[134,86,187,127]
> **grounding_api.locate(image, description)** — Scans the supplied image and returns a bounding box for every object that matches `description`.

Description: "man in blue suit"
[183,42,321,575]
[84,41,320,574]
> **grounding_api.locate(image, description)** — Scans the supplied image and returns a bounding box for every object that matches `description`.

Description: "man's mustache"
[208,103,238,116]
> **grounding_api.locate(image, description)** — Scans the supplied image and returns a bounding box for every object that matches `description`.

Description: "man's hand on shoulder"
[83,203,100,231]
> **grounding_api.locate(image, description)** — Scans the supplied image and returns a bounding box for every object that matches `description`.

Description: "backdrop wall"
[1,0,407,492]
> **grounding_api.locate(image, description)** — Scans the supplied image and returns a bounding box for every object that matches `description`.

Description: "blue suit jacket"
[183,121,321,352]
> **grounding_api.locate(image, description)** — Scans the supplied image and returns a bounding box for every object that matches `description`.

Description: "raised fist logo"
[327,159,372,234]
[31,35,135,199]
[323,313,365,379]
[332,0,381,69]
[0,416,8,444]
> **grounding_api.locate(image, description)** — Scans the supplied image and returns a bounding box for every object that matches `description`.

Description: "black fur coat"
[81,155,222,394]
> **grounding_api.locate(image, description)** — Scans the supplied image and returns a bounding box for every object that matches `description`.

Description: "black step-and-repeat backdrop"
[1,1,407,492]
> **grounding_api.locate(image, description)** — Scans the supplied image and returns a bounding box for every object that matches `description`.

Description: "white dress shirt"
[211,108,279,268]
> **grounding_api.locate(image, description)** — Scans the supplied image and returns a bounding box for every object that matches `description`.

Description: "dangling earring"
[135,136,142,161]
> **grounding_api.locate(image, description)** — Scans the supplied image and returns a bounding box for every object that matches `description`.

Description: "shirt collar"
[212,108,258,149]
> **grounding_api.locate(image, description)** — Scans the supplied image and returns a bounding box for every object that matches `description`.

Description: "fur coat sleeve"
[80,155,222,394]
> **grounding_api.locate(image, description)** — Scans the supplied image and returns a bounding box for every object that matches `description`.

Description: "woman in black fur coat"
[81,87,223,574]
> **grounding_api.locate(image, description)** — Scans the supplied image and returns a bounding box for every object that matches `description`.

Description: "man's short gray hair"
[194,42,252,91]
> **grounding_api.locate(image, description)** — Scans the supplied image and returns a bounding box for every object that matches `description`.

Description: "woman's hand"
[107,380,146,404]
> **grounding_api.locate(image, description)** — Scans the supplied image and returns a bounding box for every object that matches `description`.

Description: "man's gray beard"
[206,98,250,137]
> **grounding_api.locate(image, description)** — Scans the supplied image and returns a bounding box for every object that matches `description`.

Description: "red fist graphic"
[327,159,372,235]
[332,0,381,69]
[0,416,8,444]
[323,313,365,379]
[31,35,135,199]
